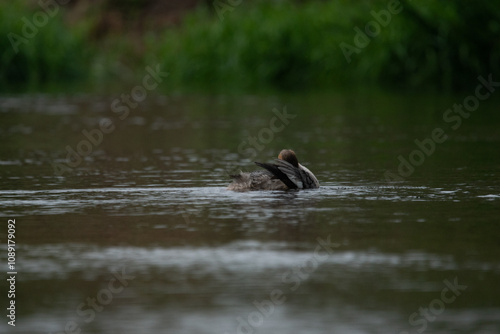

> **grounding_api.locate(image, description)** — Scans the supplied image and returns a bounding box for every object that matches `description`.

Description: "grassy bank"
[151,0,500,92]
[0,2,91,92]
[1,0,499,93]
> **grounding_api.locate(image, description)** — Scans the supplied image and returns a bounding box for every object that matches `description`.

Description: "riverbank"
[1,0,499,94]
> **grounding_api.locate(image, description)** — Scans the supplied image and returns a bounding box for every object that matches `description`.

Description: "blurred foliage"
[147,0,364,91]
[150,0,500,92]
[0,2,90,91]
[1,0,499,93]
[379,0,500,91]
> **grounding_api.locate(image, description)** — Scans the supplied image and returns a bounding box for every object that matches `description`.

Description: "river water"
[1,93,499,334]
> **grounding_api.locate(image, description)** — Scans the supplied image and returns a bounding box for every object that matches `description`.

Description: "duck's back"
[227,171,288,191]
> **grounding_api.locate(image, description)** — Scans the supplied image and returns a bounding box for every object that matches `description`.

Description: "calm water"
[1,93,499,334]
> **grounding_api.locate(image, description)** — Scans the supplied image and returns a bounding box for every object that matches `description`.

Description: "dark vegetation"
[1,0,499,93]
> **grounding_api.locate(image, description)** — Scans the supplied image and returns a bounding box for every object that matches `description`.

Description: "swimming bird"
[227,149,319,191]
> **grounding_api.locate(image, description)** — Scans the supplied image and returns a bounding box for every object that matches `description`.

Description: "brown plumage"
[227,149,319,191]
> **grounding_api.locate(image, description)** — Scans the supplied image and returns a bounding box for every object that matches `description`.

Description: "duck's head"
[278,149,299,168]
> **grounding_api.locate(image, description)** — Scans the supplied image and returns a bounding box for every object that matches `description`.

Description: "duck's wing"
[266,159,319,189]
[254,161,298,189]
[297,164,320,189]
[273,159,306,189]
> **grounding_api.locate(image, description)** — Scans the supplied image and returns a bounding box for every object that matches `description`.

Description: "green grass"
[1,0,499,93]
[0,2,90,92]
[147,0,500,92]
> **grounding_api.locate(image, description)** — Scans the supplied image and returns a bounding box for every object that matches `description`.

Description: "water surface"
[0,93,499,334]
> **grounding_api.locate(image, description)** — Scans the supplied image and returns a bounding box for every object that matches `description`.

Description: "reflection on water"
[0,184,497,217]
[0,94,500,333]
[15,242,499,334]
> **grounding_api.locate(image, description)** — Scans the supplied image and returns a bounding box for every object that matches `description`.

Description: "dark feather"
[254,162,298,189]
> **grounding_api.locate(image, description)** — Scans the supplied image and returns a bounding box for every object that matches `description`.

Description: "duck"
[227,149,319,191]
